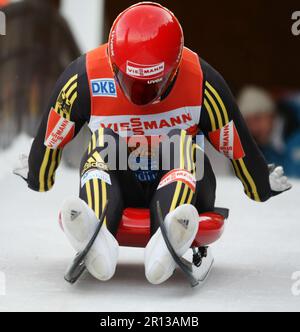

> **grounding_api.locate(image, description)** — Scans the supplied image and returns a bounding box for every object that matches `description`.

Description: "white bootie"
[60,197,119,281]
[145,204,199,285]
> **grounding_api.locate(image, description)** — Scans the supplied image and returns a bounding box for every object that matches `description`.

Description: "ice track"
[0,136,299,312]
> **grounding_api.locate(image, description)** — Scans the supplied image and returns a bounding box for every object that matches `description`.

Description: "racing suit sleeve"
[199,59,272,202]
[27,55,91,192]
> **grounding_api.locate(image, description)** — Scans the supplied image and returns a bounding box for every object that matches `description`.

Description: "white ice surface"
[0,136,300,312]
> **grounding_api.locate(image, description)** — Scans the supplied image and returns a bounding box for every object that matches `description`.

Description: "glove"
[13,154,29,182]
[269,165,292,195]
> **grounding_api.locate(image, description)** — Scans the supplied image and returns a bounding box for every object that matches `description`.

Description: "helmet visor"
[113,65,173,106]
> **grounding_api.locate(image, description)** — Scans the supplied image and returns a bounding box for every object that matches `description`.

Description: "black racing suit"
[27,54,273,236]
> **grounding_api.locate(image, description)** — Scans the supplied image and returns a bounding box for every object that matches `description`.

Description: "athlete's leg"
[149,129,199,233]
[61,128,124,281]
[149,129,217,232]
[145,129,202,284]
[61,128,144,281]
[79,127,147,236]
[79,128,124,236]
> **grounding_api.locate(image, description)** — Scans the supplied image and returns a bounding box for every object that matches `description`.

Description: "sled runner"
[156,202,228,287]
[64,202,229,286]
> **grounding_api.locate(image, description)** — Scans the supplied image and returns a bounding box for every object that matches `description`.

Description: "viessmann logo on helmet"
[126,61,165,79]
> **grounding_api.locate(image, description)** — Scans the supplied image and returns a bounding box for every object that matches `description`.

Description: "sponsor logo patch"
[44,108,75,149]
[81,169,111,188]
[89,106,201,137]
[208,121,245,160]
[82,161,109,175]
[126,61,165,79]
[157,169,196,192]
[91,79,117,97]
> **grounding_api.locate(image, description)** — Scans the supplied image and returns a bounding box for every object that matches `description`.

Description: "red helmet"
[108,2,184,106]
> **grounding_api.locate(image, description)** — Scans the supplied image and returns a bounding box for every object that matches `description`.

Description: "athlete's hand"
[13,154,29,182]
[269,165,292,195]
